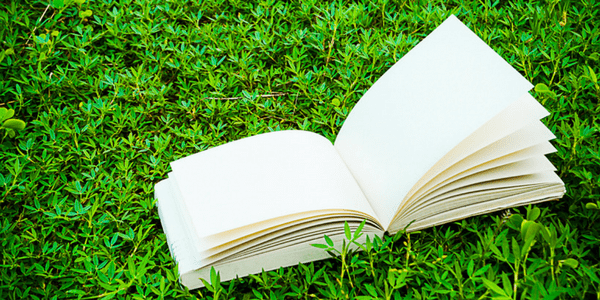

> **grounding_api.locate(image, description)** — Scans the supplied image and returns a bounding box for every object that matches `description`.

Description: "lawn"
[1,0,599,299]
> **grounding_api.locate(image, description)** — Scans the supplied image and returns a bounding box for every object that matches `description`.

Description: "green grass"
[1,0,599,299]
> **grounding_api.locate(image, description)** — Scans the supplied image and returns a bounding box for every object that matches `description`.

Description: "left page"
[167,130,381,252]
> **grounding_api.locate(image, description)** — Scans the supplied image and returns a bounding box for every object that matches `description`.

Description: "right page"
[334,15,534,229]
[386,93,564,232]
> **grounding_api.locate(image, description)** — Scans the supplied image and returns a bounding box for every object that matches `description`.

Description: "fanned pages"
[154,15,565,289]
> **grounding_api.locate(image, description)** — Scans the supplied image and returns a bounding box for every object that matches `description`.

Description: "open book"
[155,15,565,289]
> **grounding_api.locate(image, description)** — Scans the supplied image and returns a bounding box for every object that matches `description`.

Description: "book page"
[387,172,564,233]
[404,141,556,211]
[398,120,556,217]
[199,217,383,266]
[195,211,375,257]
[169,130,379,245]
[403,183,565,232]
[395,156,558,221]
[180,230,382,289]
[334,15,533,229]
[396,93,550,212]
[155,179,203,274]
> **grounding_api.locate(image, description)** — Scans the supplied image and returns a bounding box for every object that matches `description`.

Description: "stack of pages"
[155,15,565,289]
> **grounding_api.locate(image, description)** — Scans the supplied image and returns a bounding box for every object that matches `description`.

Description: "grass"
[1,0,599,299]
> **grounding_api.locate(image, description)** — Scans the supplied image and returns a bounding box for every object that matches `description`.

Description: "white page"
[194,211,374,259]
[180,231,381,289]
[400,156,558,210]
[399,93,550,208]
[334,15,533,229]
[226,217,380,259]
[169,130,378,242]
[400,120,557,215]
[388,172,564,233]
[155,179,203,274]
[405,185,565,232]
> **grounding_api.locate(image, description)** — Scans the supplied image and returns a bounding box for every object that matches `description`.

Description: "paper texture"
[169,130,378,242]
[334,15,534,228]
[394,94,555,218]
[397,93,550,211]
[155,180,203,274]
[180,232,380,289]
